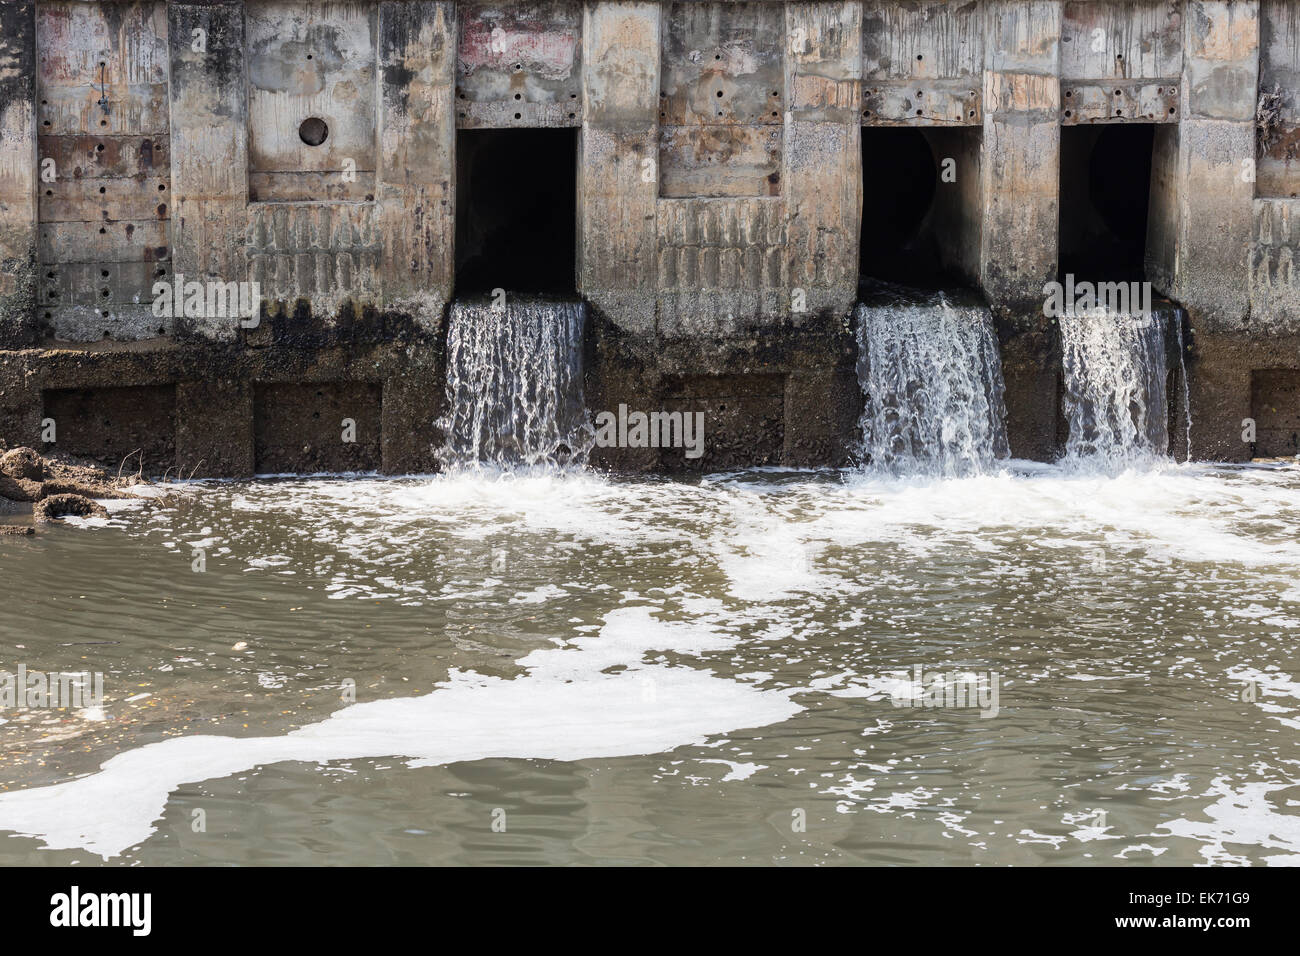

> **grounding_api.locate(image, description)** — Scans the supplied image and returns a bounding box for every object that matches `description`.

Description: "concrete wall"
[0,0,1296,474]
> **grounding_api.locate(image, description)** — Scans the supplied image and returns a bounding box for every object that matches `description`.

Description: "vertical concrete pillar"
[168,1,250,342]
[0,1,37,349]
[579,1,661,340]
[1177,0,1258,329]
[980,0,1061,319]
[785,1,862,320]
[377,0,455,332]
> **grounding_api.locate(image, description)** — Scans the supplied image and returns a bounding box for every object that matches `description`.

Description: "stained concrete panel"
[247,0,378,202]
[456,1,583,128]
[1259,0,1300,197]
[35,1,172,343]
[659,2,785,198]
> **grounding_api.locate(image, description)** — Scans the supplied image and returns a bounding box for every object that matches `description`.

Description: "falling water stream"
[855,289,1009,476]
[1060,308,1176,468]
[440,298,590,468]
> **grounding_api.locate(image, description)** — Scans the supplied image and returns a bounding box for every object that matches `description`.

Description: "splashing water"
[855,291,1009,476]
[440,298,591,468]
[1059,309,1175,469]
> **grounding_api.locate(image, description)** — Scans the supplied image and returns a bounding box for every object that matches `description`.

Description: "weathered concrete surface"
[1259,0,1299,197]
[456,1,583,128]
[36,1,172,343]
[0,1,1298,473]
[0,2,38,349]
[980,1,1061,321]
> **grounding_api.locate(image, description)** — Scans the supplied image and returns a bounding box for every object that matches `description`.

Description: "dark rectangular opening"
[860,127,980,290]
[455,128,577,295]
[1059,124,1155,282]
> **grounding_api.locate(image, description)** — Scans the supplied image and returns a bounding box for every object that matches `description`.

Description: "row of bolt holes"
[658,89,782,121]
[456,62,579,121]
[43,264,168,322]
[1061,86,1177,120]
[38,61,112,128]
[862,90,979,121]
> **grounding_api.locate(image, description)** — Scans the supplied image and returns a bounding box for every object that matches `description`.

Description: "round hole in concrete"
[716,90,724,97]
[299,117,329,146]
[514,93,521,100]
[99,186,106,194]
[98,227,106,234]
[513,112,521,120]
[307,54,313,60]
[95,143,104,152]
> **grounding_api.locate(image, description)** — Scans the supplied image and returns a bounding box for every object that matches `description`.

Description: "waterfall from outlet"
[855,290,1010,477]
[1059,307,1184,469]
[440,298,591,468]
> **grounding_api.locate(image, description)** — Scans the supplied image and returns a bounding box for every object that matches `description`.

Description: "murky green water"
[1,462,1299,865]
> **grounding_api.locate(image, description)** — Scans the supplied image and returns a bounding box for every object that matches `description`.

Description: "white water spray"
[440,298,591,468]
[854,292,1010,476]
[1059,309,1176,468]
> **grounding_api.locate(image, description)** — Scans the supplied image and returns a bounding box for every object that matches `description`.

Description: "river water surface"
[1,461,1299,865]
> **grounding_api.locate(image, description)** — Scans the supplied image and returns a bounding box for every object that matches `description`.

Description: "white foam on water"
[0,607,800,859]
[1158,777,1300,866]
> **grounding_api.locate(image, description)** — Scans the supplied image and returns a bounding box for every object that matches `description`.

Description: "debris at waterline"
[0,447,141,527]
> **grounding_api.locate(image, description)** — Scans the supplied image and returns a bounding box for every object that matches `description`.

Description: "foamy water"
[1,460,1298,864]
